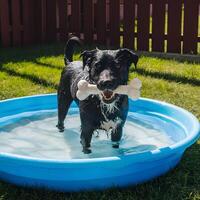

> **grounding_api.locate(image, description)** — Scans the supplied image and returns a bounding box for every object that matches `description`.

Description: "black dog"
[57,37,138,154]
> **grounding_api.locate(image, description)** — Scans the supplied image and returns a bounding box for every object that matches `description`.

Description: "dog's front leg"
[80,125,94,154]
[111,122,124,148]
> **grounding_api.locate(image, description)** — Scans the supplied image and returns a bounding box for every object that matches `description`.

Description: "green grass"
[0,44,200,200]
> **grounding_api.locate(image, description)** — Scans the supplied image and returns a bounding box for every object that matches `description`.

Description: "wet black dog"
[57,37,138,154]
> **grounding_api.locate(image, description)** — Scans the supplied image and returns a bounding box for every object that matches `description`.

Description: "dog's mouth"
[101,90,115,103]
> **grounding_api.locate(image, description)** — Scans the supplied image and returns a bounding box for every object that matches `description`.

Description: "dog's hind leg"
[57,89,72,132]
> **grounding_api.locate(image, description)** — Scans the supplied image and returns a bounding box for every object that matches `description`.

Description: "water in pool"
[0,109,185,160]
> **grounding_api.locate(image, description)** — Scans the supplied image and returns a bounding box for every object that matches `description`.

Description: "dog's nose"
[98,80,113,90]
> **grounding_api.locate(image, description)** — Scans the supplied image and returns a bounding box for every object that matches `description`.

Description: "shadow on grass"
[0,43,65,63]
[134,68,200,86]
[0,43,86,64]
[0,67,58,89]
[0,43,67,89]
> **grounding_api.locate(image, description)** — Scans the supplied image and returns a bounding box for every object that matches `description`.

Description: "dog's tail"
[64,36,81,65]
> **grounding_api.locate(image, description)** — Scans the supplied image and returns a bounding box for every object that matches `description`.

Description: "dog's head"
[81,48,138,104]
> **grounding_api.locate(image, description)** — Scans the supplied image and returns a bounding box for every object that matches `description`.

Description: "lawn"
[0,43,200,200]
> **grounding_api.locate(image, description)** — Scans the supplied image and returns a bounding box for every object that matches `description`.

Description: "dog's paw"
[112,143,119,148]
[56,123,65,132]
[82,148,92,154]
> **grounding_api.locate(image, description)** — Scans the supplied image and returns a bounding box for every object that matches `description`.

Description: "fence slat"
[41,0,47,42]
[0,0,10,46]
[183,0,199,54]
[12,0,21,46]
[96,0,106,45]
[83,0,93,43]
[46,0,56,42]
[123,0,135,49]
[71,0,81,36]
[57,0,67,41]
[167,0,182,53]
[34,0,42,43]
[152,0,165,52]
[23,0,35,45]
[109,0,120,47]
[137,0,150,51]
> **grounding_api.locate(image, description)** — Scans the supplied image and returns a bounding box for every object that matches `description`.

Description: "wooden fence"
[0,0,199,54]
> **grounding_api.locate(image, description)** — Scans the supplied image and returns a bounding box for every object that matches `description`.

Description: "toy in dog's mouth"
[101,90,116,103]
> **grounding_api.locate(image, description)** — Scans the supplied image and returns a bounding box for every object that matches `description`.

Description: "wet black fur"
[57,37,139,154]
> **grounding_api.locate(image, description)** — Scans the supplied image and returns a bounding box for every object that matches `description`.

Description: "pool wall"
[0,94,199,191]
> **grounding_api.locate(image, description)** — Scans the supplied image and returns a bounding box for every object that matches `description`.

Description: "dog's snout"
[97,69,116,90]
[98,80,113,90]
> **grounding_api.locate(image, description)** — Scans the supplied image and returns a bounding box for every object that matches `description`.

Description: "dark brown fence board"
[57,0,67,41]
[137,0,150,51]
[83,0,93,43]
[0,0,10,46]
[183,0,199,54]
[152,0,165,52]
[41,0,47,42]
[34,0,42,43]
[23,0,35,45]
[123,0,135,49]
[109,0,120,47]
[46,0,56,42]
[96,0,106,44]
[12,0,21,46]
[167,0,182,53]
[71,0,81,36]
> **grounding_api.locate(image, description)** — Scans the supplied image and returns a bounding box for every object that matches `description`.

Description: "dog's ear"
[116,48,138,69]
[80,49,97,69]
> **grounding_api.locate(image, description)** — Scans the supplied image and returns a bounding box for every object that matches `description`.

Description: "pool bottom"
[0,109,186,160]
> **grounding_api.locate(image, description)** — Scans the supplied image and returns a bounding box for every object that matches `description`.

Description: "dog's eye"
[115,62,121,68]
[113,61,120,69]
[95,63,101,68]
[116,64,120,69]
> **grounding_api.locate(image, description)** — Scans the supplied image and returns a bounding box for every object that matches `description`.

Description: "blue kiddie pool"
[0,94,199,191]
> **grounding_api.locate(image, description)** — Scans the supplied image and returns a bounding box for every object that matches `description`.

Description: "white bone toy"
[76,78,142,101]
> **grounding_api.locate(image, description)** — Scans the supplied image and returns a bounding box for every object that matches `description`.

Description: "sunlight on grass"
[35,56,64,68]
[138,57,200,80]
